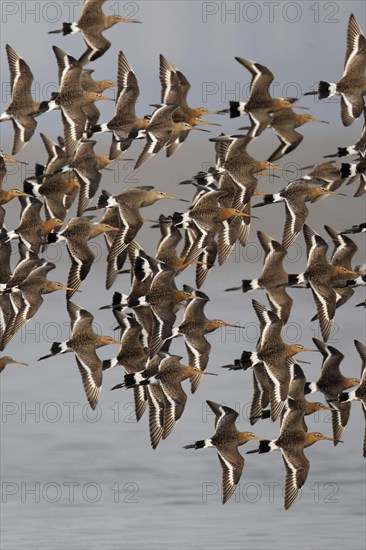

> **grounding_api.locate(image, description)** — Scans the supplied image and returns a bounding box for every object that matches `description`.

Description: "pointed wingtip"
[246,448,259,454]
[224,286,241,292]
[110,383,125,391]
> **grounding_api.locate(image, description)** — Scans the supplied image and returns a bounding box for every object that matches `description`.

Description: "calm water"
[1,1,365,548]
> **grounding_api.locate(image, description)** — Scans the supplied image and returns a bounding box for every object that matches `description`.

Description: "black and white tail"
[38,341,69,360]
[253,193,281,208]
[127,296,148,308]
[228,101,246,118]
[240,350,256,370]
[318,81,337,100]
[183,439,212,450]
[304,381,318,395]
[102,358,119,371]
[337,146,358,158]
[95,190,117,210]
[340,163,358,178]
[287,273,302,286]
[338,391,351,403]
[134,256,152,282]
[124,372,152,388]
[48,22,79,36]
[89,123,111,135]
[23,179,40,197]
[47,232,59,244]
[243,279,259,292]
[247,440,274,454]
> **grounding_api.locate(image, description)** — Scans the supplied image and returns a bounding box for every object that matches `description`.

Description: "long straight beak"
[238,212,259,220]
[200,371,219,376]
[223,322,246,329]
[197,120,221,126]
[3,154,28,165]
[165,194,190,202]
[204,110,224,115]
[258,172,281,178]
[13,360,29,366]
[110,157,134,162]
[345,269,359,277]
[190,127,211,133]
[320,405,334,411]
[302,348,319,352]
[64,286,81,292]
[100,226,118,233]
[268,163,286,170]
[312,118,329,124]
